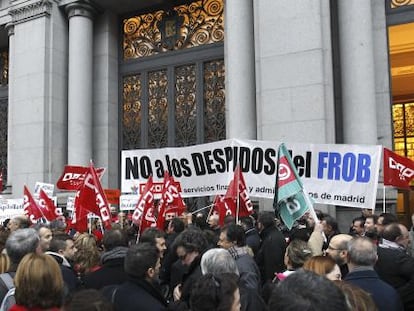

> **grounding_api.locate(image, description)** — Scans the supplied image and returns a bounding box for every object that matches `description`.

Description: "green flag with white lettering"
[273,143,310,229]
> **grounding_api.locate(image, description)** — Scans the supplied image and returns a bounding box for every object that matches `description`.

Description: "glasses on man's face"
[327,245,343,251]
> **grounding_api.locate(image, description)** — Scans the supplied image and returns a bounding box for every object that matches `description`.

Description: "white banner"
[0,198,24,223]
[120,194,139,211]
[34,182,54,197]
[121,139,382,209]
[66,197,75,212]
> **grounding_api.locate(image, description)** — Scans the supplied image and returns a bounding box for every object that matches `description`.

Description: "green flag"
[273,143,310,229]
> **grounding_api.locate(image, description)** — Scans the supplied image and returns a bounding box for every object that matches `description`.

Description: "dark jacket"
[345,268,403,311]
[111,276,168,311]
[245,228,260,256]
[169,255,203,311]
[229,246,261,291]
[83,247,128,290]
[375,245,414,310]
[239,282,267,311]
[256,226,287,283]
[180,255,202,305]
[46,252,79,292]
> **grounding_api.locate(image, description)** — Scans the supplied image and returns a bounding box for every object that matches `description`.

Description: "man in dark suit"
[84,229,129,289]
[107,243,168,311]
[46,233,79,292]
[255,211,287,283]
[344,237,403,311]
[375,223,414,310]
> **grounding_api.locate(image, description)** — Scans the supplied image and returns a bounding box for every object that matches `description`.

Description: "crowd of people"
[0,206,412,311]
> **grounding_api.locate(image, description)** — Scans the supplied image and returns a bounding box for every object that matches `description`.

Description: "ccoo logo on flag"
[278,156,296,187]
[388,157,414,181]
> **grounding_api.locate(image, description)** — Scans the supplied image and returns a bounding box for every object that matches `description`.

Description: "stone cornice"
[9,0,53,25]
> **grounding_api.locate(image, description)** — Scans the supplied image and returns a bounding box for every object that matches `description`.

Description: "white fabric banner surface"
[121,139,382,209]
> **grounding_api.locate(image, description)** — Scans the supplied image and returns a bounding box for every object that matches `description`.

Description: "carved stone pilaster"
[5,23,14,37]
[9,0,53,25]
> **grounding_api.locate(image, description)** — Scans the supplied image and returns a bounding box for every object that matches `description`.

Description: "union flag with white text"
[57,165,105,190]
[72,162,112,232]
[23,185,43,223]
[383,148,414,189]
[157,172,186,230]
[38,189,59,221]
[131,176,154,226]
[224,165,254,219]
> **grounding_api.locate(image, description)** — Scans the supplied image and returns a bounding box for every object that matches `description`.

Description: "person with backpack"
[0,228,40,306]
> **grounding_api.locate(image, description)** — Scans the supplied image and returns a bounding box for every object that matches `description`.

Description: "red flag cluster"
[70,163,112,233]
[213,166,254,225]
[24,186,59,223]
[383,148,414,189]
[132,172,187,235]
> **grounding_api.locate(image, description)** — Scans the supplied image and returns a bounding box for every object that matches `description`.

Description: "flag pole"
[205,203,214,223]
[383,184,386,213]
[191,203,214,215]
[302,186,319,224]
[236,166,240,224]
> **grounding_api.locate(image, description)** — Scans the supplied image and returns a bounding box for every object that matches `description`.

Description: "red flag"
[131,176,155,226]
[140,197,157,235]
[56,165,105,190]
[23,185,43,223]
[73,163,112,231]
[224,166,254,218]
[383,148,414,189]
[157,172,186,230]
[38,189,59,221]
[213,195,234,226]
[71,191,89,233]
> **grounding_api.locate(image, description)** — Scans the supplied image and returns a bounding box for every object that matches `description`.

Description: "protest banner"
[122,139,381,209]
[120,194,139,211]
[34,182,54,198]
[0,198,24,223]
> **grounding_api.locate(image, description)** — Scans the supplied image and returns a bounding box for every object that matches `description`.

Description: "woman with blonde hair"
[0,253,10,274]
[276,239,313,281]
[262,239,313,304]
[9,253,64,310]
[73,233,101,283]
[303,255,342,281]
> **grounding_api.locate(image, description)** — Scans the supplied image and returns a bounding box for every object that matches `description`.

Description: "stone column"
[6,23,14,187]
[66,3,95,165]
[338,1,377,144]
[225,0,256,139]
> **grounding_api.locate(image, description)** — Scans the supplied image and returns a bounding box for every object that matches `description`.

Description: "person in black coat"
[46,233,79,292]
[106,243,168,311]
[83,229,129,290]
[375,223,414,310]
[170,228,209,310]
[344,237,403,311]
[201,248,267,311]
[240,217,260,257]
[255,212,287,283]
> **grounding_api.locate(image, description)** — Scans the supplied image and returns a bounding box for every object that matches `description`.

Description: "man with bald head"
[325,233,352,278]
[375,223,414,310]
